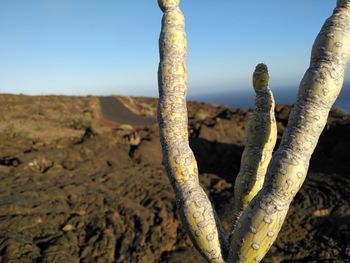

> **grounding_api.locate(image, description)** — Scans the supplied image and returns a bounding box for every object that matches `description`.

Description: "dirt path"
[99,96,155,126]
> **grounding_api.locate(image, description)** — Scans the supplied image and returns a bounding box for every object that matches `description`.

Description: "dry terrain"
[0,94,349,262]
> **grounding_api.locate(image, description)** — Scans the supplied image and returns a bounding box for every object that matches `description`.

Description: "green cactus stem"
[157,0,227,262]
[232,64,277,227]
[229,1,350,262]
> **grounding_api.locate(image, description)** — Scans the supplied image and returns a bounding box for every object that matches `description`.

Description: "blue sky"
[0,0,347,97]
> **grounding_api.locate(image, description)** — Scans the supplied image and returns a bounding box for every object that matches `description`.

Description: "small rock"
[313,208,331,217]
[194,110,208,122]
[127,132,141,146]
[118,124,133,132]
[62,224,74,232]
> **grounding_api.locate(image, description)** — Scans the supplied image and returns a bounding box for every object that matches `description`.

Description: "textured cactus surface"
[232,64,277,227]
[157,0,226,262]
[157,0,350,262]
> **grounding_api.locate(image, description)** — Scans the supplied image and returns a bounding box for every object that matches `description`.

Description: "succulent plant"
[156,1,350,262]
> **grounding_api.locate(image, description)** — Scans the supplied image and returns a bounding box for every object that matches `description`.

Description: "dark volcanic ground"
[0,95,349,262]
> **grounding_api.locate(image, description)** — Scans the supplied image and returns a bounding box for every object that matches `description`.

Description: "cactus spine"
[157,0,350,262]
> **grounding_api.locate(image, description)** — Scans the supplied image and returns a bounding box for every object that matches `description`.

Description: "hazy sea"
[189,84,350,113]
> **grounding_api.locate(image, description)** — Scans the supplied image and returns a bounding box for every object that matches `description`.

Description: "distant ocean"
[189,84,350,113]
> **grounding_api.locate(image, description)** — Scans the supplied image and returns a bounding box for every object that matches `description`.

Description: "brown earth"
[0,94,349,263]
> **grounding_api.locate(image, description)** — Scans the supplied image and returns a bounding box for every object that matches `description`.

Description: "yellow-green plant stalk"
[229,1,350,261]
[157,0,227,262]
[232,64,277,226]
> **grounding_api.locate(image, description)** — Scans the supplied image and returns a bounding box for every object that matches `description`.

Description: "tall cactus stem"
[157,1,227,262]
[232,64,277,228]
[229,1,350,262]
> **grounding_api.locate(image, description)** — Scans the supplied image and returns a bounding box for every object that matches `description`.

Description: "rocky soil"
[0,95,349,262]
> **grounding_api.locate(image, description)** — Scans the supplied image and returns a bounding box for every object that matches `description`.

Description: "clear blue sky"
[0,0,348,97]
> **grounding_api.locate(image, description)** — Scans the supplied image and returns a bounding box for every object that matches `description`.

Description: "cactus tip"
[253,63,270,92]
[158,0,180,12]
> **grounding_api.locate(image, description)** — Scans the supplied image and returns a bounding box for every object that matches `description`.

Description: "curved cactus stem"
[232,64,277,228]
[228,1,350,262]
[157,1,227,262]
